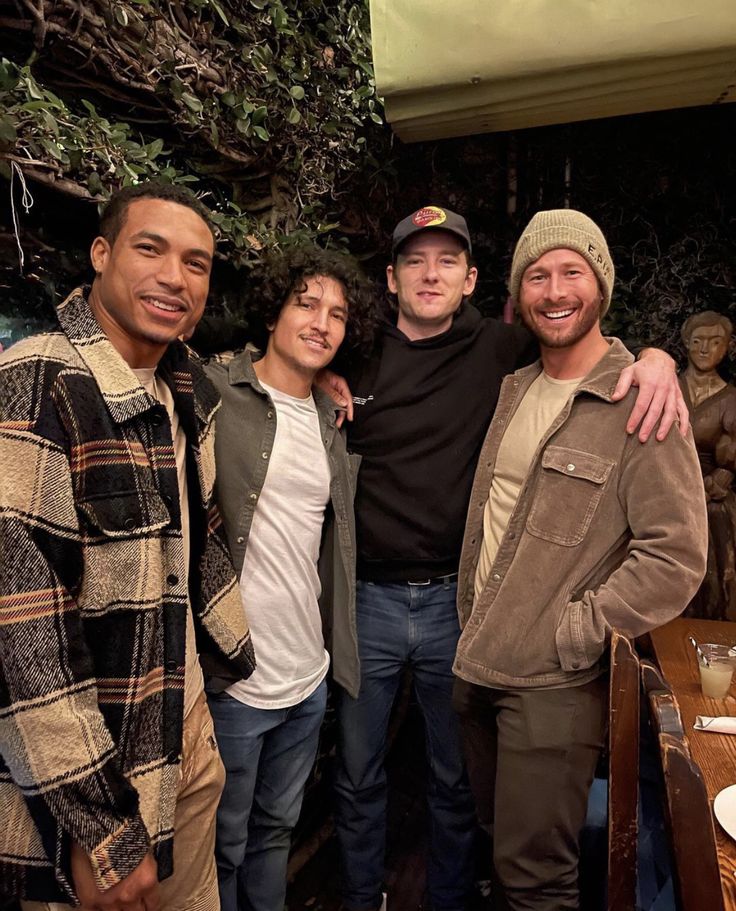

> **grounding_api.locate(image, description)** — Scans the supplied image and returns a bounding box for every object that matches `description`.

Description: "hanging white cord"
[10,161,35,272]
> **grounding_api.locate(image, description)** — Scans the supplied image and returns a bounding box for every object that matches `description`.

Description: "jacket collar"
[57,287,219,429]
[227,347,340,426]
[514,337,634,402]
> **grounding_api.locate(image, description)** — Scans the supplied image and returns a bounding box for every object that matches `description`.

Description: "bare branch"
[2,156,100,200]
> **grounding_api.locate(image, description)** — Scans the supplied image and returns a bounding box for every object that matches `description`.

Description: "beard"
[520,297,602,349]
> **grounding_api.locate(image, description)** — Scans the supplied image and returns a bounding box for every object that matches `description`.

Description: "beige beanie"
[509,209,615,315]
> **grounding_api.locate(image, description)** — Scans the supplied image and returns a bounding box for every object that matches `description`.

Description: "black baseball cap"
[392,205,472,257]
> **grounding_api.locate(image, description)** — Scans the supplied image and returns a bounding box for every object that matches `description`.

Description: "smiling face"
[687,323,729,375]
[264,273,348,383]
[88,197,214,367]
[518,248,604,353]
[387,231,477,340]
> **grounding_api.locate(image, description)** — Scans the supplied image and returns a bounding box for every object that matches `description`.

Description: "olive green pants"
[453,676,607,911]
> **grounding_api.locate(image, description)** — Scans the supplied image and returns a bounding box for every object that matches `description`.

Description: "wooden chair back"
[641,658,725,911]
[607,630,640,911]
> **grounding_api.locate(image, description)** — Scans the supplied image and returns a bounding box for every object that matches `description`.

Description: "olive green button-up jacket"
[205,349,361,699]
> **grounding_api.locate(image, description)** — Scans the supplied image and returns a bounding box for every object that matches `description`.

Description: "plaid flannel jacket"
[0,289,255,902]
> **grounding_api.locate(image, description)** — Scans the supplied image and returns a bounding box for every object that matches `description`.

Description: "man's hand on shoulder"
[611,347,689,443]
[72,842,160,911]
[315,368,353,428]
[209,349,238,367]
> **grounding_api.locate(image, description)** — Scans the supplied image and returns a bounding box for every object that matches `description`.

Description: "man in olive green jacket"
[203,246,376,911]
[453,209,707,911]
[206,344,361,700]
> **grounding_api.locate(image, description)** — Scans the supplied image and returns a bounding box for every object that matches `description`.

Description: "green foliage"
[0,61,190,187]
[0,0,392,269]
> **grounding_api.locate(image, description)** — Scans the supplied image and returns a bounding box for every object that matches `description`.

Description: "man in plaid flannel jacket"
[0,184,255,910]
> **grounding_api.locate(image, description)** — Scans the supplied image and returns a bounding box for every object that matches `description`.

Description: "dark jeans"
[453,676,607,911]
[208,680,327,911]
[335,579,476,911]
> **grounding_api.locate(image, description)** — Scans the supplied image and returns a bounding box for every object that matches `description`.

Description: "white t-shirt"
[474,371,582,603]
[133,368,204,717]
[227,382,331,709]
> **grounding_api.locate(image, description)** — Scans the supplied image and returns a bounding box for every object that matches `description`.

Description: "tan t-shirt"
[474,371,582,603]
[133,368,204,717]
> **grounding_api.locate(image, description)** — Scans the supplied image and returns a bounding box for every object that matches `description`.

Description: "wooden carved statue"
[679,311,736,621]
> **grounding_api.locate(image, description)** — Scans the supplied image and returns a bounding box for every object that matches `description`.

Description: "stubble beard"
[520,299,602,350]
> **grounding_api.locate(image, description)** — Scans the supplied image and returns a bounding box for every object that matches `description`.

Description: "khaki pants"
[23,691,225,911]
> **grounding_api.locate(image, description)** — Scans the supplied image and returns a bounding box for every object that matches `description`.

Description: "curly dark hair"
[99,182,215,246]
[246,246,380,357]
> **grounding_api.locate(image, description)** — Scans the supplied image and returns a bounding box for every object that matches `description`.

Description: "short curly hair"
[246,246,379,357]
[99,182,215,246]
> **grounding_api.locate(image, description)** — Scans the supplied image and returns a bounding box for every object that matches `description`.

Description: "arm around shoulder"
[612,346,690,441]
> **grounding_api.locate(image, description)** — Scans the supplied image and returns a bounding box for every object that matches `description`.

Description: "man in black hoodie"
[331,205,686,911]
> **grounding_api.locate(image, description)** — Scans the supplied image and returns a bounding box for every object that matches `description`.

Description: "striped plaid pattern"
[0,290,255,903]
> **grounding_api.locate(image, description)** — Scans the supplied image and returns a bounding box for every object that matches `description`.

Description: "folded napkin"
[694,716,736,733]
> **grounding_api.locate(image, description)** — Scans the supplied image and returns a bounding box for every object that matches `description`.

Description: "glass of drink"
[697,643,736,699]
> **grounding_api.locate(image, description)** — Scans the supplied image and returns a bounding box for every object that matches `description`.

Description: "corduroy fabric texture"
[508,209,615,315]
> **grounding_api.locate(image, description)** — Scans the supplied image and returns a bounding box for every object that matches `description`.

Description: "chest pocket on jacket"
[77,490,171,537]
[76,491,173,616]
[526,446,614,546]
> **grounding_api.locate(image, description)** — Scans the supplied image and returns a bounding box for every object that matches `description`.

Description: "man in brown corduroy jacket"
[453,209,707,911]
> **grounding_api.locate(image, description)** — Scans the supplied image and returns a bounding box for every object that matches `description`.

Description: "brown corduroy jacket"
[0,290,255,903]
[454,338,707,690]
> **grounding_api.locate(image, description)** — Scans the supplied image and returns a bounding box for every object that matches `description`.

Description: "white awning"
[369,0,736,141]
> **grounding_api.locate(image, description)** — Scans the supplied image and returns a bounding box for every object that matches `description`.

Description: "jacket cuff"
[88,814,150,890]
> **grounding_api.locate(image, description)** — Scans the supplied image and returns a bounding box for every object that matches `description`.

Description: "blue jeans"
[208,679,327,911]
[334,580,476,911]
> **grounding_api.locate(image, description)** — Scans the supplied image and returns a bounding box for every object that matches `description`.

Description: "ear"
[386,263,398,295]
[90,236,111,275]
[463,265,478,296]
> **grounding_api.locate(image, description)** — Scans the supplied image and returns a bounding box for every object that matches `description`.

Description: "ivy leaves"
[0,0,391,268]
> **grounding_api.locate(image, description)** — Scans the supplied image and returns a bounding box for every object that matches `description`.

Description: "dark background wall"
[2,102,735,371]
[378,104,736,373]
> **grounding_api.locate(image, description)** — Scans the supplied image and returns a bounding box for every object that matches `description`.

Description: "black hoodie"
[346,304,538,582]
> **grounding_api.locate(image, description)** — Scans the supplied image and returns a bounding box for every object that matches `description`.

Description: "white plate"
[713,783,736,839]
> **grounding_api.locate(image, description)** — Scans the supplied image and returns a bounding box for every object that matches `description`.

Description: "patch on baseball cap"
[412,206,448,228]
[392,205,472,256]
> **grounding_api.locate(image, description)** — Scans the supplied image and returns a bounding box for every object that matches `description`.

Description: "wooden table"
[650,617,736,909]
